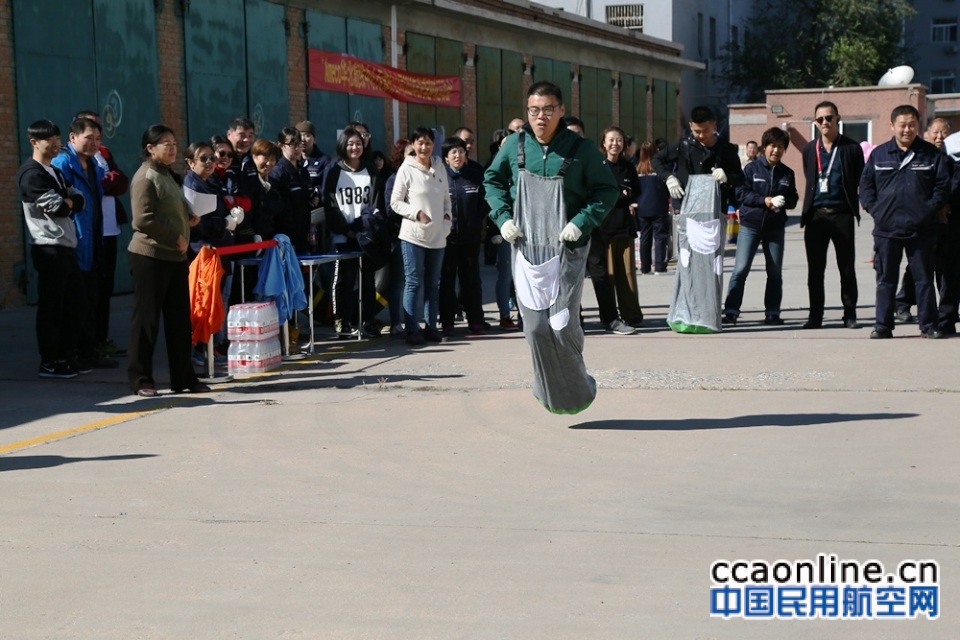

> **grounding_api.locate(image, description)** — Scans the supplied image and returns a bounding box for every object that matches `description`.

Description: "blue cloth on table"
[253,233,307,322]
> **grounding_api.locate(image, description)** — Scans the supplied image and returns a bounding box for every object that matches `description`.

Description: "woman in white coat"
[390,127,452,346]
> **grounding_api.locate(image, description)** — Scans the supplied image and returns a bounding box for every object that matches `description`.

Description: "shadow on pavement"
[568,412,918,431]
[226,372,465,393]
[0,453,158,472]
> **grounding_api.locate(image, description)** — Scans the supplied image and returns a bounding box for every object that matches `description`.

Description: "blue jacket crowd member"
[594,126,642,333]
[723,127,799,325]
[485,81,618,414]
[127,124,208,397]
[634,140,672,275]
[52,117,117,371]
[439,136,488,334]
[323,126,383,339]
[652,105,745,216]
[799,101,865,330]
[894,118,960,331]
[860,104,952,339]
[17,120,86,378]
[270,127,314,254]
[76,109,129,359]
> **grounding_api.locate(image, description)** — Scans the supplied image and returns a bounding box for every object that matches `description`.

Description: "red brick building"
[728,84,937,203]
[0,0,696,308]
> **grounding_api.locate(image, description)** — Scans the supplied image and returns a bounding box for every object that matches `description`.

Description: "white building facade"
[536,0,753,127]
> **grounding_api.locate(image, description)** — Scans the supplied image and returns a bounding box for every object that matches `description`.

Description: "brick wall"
[462,43,477,145]
[611,72,620,127]
[570,64,581,118]
[155,0,187,173]
[396,30,408,140]
[522,54,533,97]
[0,0,22,307]
[287,6,307,126]
[729,85,930,203]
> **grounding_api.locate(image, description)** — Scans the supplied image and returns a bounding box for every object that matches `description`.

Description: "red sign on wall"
[308,50,461,108]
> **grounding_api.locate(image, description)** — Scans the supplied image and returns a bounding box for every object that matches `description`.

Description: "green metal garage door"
[183,0,247,142]
[14,0,160,302]
[306,11,385,157]
[245,0,289,140]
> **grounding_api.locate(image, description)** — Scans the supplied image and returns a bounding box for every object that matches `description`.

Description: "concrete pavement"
[0,214,957,639]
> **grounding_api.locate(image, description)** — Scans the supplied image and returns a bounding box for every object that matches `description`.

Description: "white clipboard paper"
[183,187,218,216]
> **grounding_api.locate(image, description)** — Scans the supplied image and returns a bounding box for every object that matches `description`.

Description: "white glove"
[711,168,728,183]
[500,219,523,244]
[666,175,685,199]
[559,222,582,243]
[225,207,244,231]
[491,235,503,245]
[770,195,786,209]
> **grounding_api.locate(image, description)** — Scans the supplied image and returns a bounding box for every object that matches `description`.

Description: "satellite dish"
[878,65,915,86]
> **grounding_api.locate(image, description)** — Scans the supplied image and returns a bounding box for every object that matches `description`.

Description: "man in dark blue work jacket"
[860,105,952,339]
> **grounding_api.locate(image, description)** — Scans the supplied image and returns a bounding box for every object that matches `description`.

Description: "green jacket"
[484,127,619,248]
[128,159,192,262]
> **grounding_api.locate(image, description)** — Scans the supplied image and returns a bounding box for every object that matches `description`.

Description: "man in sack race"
[484,81,618,414]
[653,105,745,333]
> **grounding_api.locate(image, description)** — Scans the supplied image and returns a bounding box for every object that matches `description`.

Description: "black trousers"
[896,217,960,329]
[803,209,858,321]
[78,269,99,360]
[587,230,619,325]
[439,241,484,326]
[31,245,84,363]
[127,252,199,392]
[873,233,937,332]
[638,213,671,273]
[96,235,119,345]
[331,241,376,327]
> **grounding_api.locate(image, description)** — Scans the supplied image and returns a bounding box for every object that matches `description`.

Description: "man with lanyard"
[798,101,865,329]
[860,104,951,339]
[484,81,618,414]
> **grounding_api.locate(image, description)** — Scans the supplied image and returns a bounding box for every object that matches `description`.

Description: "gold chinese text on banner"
[308,50,461,108]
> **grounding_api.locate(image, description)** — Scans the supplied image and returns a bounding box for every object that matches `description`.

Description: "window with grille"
[931,18,958,42]
[931,71,956,94]
[606,4,644,31]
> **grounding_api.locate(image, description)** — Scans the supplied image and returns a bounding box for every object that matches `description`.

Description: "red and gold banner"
[308,50,461,108]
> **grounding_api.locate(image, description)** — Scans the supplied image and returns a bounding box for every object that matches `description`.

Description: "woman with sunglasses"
[183,142,243,361]
[183,142,242,254]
